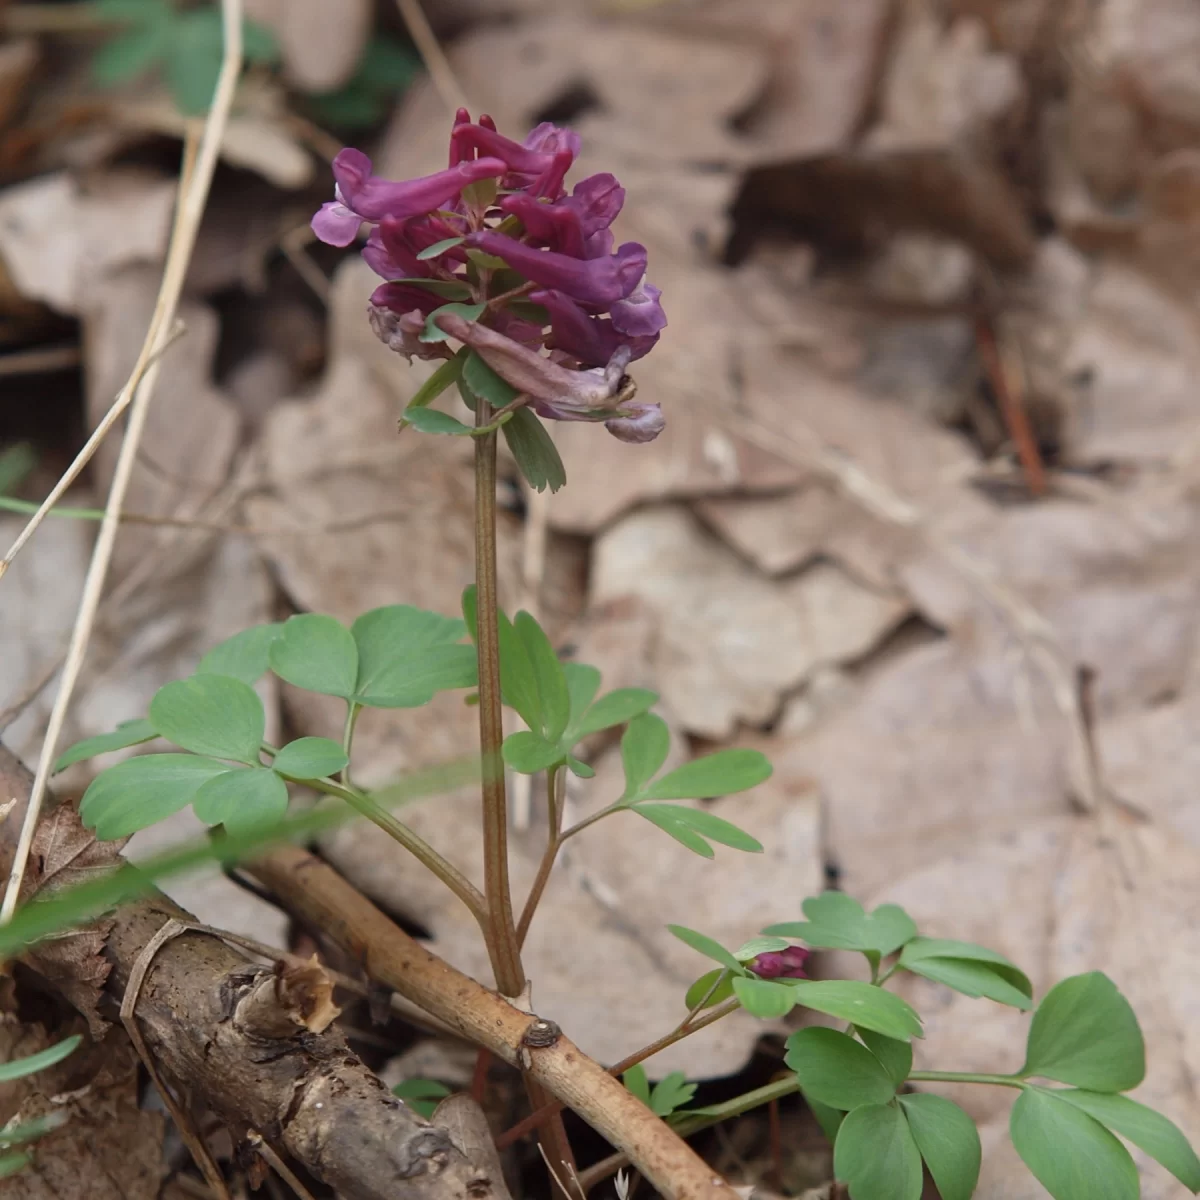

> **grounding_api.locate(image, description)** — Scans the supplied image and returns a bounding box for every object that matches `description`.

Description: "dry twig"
[0,0,245,925]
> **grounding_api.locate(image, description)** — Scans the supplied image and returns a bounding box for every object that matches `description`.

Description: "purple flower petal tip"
[312,200,363,247]
[606,401,665,443]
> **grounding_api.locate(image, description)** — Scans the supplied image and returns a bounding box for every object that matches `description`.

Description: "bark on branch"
[249,844,737,1200]
[0,744,505,1200]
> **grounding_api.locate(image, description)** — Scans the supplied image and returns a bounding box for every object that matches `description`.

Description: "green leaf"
[784,1027,896,1110]
[462,350,521,410]
[667,925,744,973]
[269,614,358,698]
[417,236,467,261]
[271,738,348,780]
[94,0,163,19]
[461,177,498,211]
[80,754,230,839]
[572,688,659,740]
[514,611,570,742]
[496,610,543,732]
[355,36,422,90]
[0,442,35,495]
[501,407,566,493]
[650,1072,697,1117]
[639,807,714,856]
[400,354,465,426]
[1021,972,1144,1091]
[563,663,601,728]
[898,1094,980,1200]
[0,1035,82,1083]
[1011,1086,1138,1200]
[420,302,486,344]
[192,767,289,834]
[196,623,283,686]
[502,731,564,774]
[805,1091,845,1143]
[241,17,280,63]
[765,892,918,957]
[92,20,170,85]
[857,1028,912,1087]
[834,1103,923,1200]
[566,755,594,778]
[788,980,922,1042]
[164,30,221,115]
[0,1152,29,1179]
[634,804,763,854]
[623,1064,652,1107]
[683,968,734,1011]
[392,1078,451,1119]
[149,675,265,764]
[387,278,473,302]
[732,976,797,1019]
[54,718,157,773]
[403,407,474,435]
[620,713,671,799]
[506,299,550,326]
[734,936,791,962]
[899,937,1033,1010]
[1054,1090,1200,1191]
[351,605,472,707]
[642,749,772,800]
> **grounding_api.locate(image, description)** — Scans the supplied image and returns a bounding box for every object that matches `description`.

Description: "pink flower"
[749,946,810,980]
[313,114,666,445]
[311,149,506,246]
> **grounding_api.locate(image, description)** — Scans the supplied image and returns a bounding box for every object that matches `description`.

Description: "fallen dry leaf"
[0,172,176,316]
[245,0,372,92]
[0,1027,165,1200]
[592,505,909,738]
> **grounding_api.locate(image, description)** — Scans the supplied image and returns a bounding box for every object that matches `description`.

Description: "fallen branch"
[0,745,506,1200]
[248,844,737,1200]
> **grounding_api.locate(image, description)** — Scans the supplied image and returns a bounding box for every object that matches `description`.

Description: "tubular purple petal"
[434,312,633,415]
[498,193,587,257]
[312,200,364,247]
[610,281,667,337]
[332,149,507,222]
[465,232,647,306]
[533,288,659,367]
[606,401,665,443]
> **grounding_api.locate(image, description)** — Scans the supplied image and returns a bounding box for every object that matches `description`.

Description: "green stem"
[340,702,361,787]
[308,776,488,926]
[473,394,525,999]
[559,801,622,843]
[908,1071,1027,1088]
[516,765,563,947]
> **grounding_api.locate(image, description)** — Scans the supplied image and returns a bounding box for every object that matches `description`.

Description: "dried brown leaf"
[593,505,910,738]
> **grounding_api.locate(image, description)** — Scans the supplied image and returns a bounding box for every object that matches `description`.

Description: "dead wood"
[0,742,506,1200]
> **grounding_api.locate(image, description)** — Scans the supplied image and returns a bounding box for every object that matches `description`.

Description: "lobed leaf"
[80,754,229,840]
[54,718,157,774]
[1021,972,1144,1091]
[269,614,358,698]
[784,1027,896,1111]
[833,1103,923,1200]
[149,674,265,764]
[1010,1086,1138,1200]
[271,737,348,781]
[898,1093,981,1200]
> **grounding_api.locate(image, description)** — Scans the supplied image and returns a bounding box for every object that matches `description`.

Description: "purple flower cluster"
[311,112,666,443]
[749,946,810,980]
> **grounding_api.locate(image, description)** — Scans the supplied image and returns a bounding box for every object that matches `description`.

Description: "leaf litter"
[2,0,1200,1193]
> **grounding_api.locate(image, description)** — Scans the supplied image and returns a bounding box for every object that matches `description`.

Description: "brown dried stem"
[247,843,739,1200]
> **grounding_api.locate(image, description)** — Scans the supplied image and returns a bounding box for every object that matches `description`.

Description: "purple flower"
[533,289,659,367]
[312,149,506,246]
[316,114,665,446]
[498,173,626,261]
[465,232,647,306]
[610,281,667,337]
[749,946,810,981]
[367,283,444,362]
[606,402,665,444]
